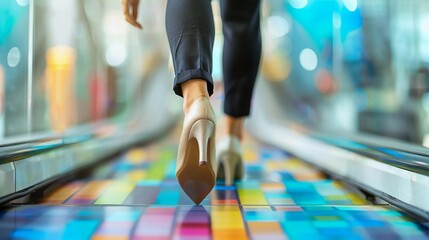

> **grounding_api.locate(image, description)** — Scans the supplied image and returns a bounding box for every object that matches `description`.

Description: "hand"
[121,0,142,29]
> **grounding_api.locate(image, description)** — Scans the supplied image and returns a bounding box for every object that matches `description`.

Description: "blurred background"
[0,0,170,142]
[1,0,429,147]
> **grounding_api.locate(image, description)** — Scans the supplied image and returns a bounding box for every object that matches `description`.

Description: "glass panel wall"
[0,0,168,141]
[0,0,30,137]
[32,0,109,133]
[262,0,429,147]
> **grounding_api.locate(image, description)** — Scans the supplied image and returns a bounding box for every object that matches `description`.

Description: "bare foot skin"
[181,79,209,113]
[224,115,244,141]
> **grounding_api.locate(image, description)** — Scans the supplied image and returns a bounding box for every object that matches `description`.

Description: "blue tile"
[12,229,54,240]
[156,191,180,205]
[62,220,99,240]
[106,211,140,221]
[313,220,349,228]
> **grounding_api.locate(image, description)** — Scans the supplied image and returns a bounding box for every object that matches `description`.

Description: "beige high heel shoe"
[176,97,216,205]
[216,136,243,186]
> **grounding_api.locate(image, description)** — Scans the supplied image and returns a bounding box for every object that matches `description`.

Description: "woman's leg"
[165,0,215,113]
[166,0,217,204]
[216,0,261,185]
[220,0,262,123]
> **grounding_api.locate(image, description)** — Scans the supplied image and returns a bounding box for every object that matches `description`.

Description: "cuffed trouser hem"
[224,101,252,118]
[173,69,214,97]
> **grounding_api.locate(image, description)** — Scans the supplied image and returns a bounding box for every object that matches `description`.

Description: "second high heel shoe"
[216,135,243,186]
[176,97,216,205]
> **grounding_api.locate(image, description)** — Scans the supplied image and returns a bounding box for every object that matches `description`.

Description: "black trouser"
[166,0,261,117]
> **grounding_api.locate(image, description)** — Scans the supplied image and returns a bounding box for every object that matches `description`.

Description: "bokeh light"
[315,69,337,95]
[267,16,290,37]
[288,0,308,9]
[262,53,291,82]
[333,12,342,29]
[343,0,358,12]
[7,47,20,68]
[16,0,28,7]
[299,48,318,71]
[105,43,127,67]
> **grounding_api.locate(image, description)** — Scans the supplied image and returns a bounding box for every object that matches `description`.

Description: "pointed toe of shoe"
[177,164,216,205]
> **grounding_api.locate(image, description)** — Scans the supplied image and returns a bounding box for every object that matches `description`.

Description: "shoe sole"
[177,120,215,205]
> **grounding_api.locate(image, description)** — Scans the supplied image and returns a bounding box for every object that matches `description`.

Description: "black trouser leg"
[165,0,215,97]
[220,0,262,117]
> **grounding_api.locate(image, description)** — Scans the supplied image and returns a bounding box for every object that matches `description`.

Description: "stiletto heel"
[176,97,216,205]
[217,136,243,186]
[189,119,215,166]
[222,156,235,186]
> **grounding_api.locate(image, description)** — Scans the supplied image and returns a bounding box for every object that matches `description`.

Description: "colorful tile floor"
[1,137,429,239]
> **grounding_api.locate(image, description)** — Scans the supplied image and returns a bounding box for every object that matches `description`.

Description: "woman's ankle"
[224,115,244,141]
[181,79,209,113]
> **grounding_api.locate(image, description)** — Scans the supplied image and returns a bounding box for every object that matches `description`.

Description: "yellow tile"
[95,181,135,204]
[346,194,367,204]
[211,206,246,230]
[332,181,346,189]
[244,150,258,163]
[282,158,308,170]
[326,195,348,201]
[125,170,146,182]
[213,221,246,229]
[126,149,147,164]
[238,189,268,205]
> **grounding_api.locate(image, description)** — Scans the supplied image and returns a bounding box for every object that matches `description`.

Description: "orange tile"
[248,222,283,234]
[294,172,325,181]
[213,230,248,240]
[261,183,286,191]
[92,235,128,240]
[42,182,83,204]
[69,180,112,199]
